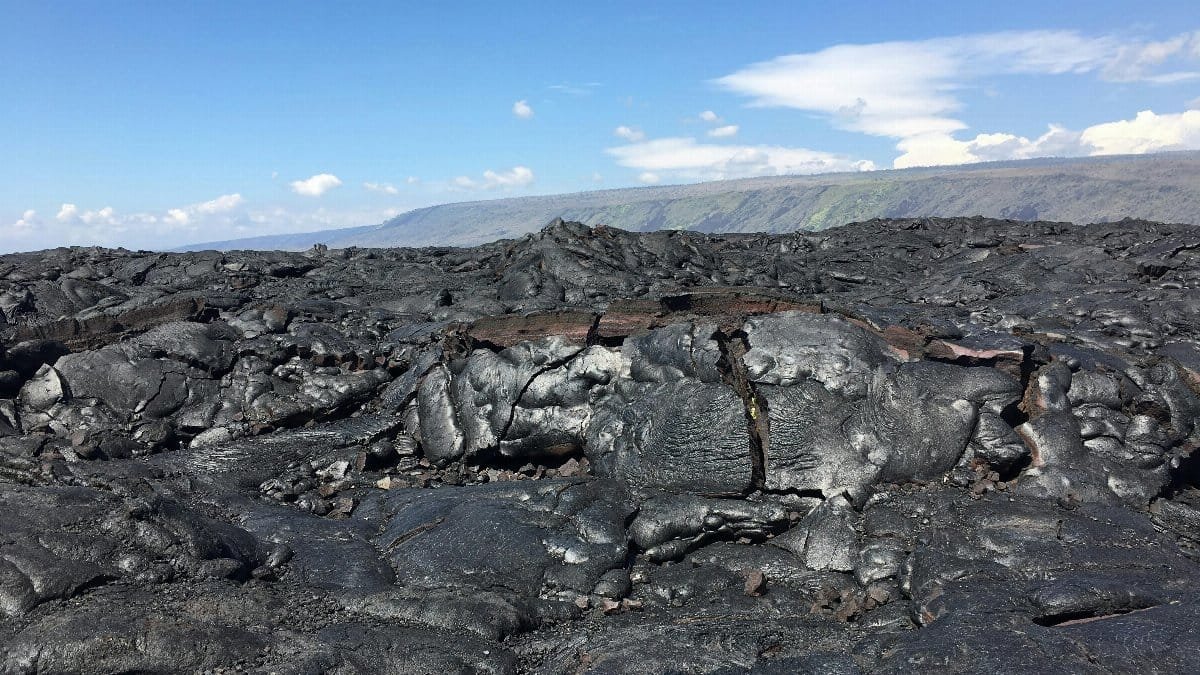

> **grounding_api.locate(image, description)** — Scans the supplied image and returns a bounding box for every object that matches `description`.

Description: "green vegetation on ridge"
[184,152,1200,251]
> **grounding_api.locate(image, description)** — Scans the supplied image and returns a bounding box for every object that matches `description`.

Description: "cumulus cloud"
[638,172,661,184]
[707,124,739,138]
[150,193,245,227]
[364,182,399,195]
[12,209,38,230]
[79,206,117,225]
[893,110,1200,168]
[2,181,427,253]
[405,176,420,184]
[699,110,720,122]
[165,208,190,226]
[290,173,343,197]
[483,166,534,188]
[452,166,535,190]
[5,205,133,252]
[0,210,41,249]
[38,193,246,247]
[614,125,645,142]
[4,200,408,254]
[894,126,1077,168]
[607,137,875,182]
[512,99,534,119]
[1080,109,1200,155]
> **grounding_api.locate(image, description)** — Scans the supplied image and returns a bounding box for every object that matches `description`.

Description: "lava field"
[2,217,1200,673]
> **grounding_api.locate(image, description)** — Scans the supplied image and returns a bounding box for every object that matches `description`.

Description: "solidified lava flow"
[2,217,1200,673]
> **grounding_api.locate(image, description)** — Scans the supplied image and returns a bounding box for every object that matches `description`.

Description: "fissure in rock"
[714,327,769,492]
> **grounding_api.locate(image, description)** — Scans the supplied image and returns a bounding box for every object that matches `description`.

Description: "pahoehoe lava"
[2,216,1200,673]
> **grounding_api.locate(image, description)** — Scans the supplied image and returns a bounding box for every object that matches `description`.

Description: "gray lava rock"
[586,378,754,496]
[360,479,634,598]
[2,218,1200,672]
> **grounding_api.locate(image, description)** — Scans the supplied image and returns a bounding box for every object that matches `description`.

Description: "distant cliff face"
[183,152,1200,251]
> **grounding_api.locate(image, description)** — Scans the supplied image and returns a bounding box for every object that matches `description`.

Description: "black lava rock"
[2,217,1200,673]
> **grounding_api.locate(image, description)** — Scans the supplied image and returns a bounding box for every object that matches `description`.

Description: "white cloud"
[893,126,1073,168]
[1080,109,1200,155]
[5,206,133,253]
[1142,72,1200,85]
[716,30,1200,143]
[1,210,40,249]
[483,166,534,188]
[1103,33,1199,82]
[165,208,190,226]
[1190,97,1200,110]
[405,176,420,184]
[592,172,604,183]
[452,166,535,190]
[513,99,534,119]
[53,204,120,226]
[717,32,1098,139]
[195,193,244,214]
[608,136,875,182]
[13,209,38,230]
[707,124,739,138]
[614,125,645,142]
[56,203,77,222]
[638,172,661,184]
[364,181,399,195]
[716,30,1200,169]
[893,110,1200,168]
[39,193,246,247]
[3,196,421,254]
[290,173,343,197]
[548,82,601,96]
[699,110,720,122]
[143,193,245,228]
[80,206,117,225]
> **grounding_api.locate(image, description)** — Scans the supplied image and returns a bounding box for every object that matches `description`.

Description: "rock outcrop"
[2,217,1200,673]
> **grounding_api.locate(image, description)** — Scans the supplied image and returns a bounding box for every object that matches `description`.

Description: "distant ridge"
[183,151,1200,251]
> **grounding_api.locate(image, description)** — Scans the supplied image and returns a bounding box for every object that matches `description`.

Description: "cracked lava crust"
[2,217,1200,673]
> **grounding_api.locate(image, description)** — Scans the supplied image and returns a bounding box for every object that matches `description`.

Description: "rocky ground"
[1,217,1199,673]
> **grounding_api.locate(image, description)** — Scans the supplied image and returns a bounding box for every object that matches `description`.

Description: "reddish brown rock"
[468,310,597,348]
[743,569,767,597]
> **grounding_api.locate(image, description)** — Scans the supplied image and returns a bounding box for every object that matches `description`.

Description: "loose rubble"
[2,217,1200,672]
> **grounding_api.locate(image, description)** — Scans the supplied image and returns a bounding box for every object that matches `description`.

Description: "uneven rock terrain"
[2,216,1200,673]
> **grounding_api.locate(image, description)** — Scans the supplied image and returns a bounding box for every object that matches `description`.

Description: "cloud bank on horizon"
[3,14,1200,251]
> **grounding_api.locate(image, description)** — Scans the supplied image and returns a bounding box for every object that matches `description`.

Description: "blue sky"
[2,1,1199,251]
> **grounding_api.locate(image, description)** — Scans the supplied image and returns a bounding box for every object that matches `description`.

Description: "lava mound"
[2,217,1200,673]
